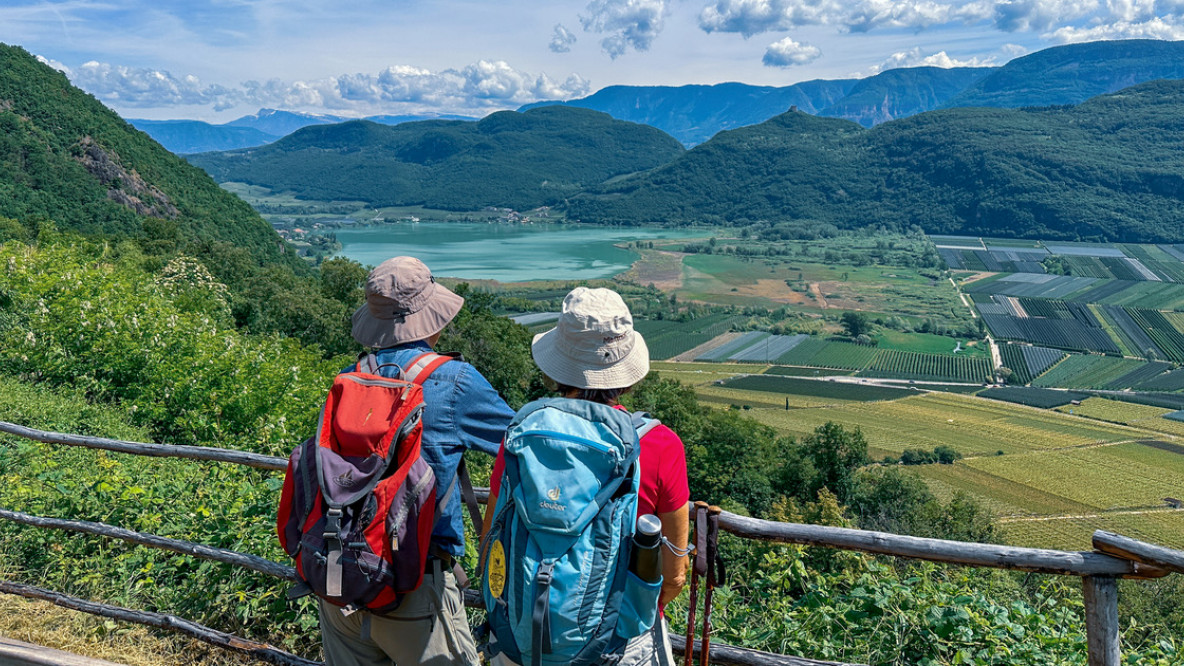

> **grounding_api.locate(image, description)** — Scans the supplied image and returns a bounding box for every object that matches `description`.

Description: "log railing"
[3,420,1183,666]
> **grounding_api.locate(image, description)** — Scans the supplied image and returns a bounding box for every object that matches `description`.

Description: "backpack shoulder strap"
[356,351,380,375]
[403,351,455,385]
[631,410,662,439]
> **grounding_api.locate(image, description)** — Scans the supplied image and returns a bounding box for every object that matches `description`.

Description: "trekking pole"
[698,505,722,666]
[682,501,708,666]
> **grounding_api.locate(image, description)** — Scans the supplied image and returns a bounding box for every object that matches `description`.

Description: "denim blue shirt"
[343,341,514,559]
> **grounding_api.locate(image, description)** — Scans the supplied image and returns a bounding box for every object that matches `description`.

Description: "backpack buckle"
[323,507,343,540]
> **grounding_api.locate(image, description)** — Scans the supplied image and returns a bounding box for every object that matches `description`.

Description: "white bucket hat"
[531,287,650,390]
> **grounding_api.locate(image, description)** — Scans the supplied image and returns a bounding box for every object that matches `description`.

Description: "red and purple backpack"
[277,352,453,614]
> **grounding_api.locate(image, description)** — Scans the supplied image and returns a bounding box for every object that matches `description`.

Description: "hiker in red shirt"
[484,286,690,665]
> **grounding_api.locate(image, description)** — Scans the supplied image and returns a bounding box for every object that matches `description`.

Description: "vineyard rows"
[1031,355,1149,389]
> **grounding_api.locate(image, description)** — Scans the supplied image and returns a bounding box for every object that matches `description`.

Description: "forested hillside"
[187,107,685,211]
[0,43,362,354]
[0,43,291,268]
[569,80,1184,243]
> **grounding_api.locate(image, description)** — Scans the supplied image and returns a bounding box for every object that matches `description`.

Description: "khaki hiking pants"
[319,563,479,666]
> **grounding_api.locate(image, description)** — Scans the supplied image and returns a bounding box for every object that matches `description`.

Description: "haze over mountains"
[135,40,1184,153]
[129,109,478,154]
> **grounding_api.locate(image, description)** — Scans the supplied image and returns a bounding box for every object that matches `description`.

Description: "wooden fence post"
[1083,575,1119,666]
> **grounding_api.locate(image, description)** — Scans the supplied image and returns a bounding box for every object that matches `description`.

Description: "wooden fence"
[2,420,1183,666]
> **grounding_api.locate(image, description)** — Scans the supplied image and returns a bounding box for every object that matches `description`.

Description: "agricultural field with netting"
[634,313,744,359]
[723,375,913,402]
[979,387,1087,408]
[771,336,830,365]
[1031,355,1150,389]
[728,333,808,362]
[765,366,855,377]
[998,343,1065,385]
[803,341,880,370]
[1134,367,1184,391]
[695,331,769,361]
[861,349,992,383]
[1125,308,1184,362]
[694,385,855,410]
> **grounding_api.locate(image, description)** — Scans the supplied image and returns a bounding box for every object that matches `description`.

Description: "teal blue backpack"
[480,398,662,666]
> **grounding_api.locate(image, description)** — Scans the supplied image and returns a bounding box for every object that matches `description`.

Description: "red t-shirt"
[488,406,690,516]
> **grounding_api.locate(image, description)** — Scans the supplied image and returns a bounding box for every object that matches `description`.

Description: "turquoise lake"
[333,223,704,282]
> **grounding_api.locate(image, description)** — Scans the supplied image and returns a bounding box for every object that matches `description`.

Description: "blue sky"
[4,0,1184,121]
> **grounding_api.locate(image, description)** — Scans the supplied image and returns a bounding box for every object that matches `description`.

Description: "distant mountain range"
[128,109,477,154]
[131,40,1184,153]
[522,67,994,145]
[526,40,1184,145]
[187,107,685,211]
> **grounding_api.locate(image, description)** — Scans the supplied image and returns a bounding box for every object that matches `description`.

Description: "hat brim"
[531,327,650,390]
[351,283,464,348]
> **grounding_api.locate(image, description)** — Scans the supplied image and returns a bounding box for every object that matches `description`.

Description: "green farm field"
[723,391,1138,459]
[999,509,1184,550]
[1054,397,1184,438]
[872,329,989,358]
[917,441,1184,548]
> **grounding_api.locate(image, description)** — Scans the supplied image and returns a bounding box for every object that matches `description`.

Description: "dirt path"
[808,282,828,309]
[1000,507,1183,523]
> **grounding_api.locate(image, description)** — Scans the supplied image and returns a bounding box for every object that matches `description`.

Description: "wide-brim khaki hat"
[531,287,650,390]
[351,256,464,348]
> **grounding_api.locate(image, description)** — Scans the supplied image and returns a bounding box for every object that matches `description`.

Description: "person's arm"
[658,503,689,608]
[454,365,515,456]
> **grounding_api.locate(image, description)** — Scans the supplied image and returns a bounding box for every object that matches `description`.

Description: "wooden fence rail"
[3,420,1184,666]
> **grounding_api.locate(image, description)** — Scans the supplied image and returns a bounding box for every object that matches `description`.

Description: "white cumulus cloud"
[699,0,981,36]
[696,0,1184,41]
[865,47,998,74]
[762,37,822,66]
[69,61,240,108]
[1047,16,1184,41]
[58,59,591,116]
[580,0,669,58]
[35,55,71,75]
[550,24,578,52]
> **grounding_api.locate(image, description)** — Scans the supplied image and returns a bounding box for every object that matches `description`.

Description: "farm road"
[1000,507,1183,523]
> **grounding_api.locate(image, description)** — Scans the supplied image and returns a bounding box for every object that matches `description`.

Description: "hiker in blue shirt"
[321,256,514,666]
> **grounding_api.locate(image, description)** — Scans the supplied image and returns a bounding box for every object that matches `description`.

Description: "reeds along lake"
[332,222,703,282]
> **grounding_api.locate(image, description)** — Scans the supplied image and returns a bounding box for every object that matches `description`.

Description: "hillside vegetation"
[0,43,292,268]
[0,43,374,354]
[569,79,1184,243]
[187,107,685,211]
